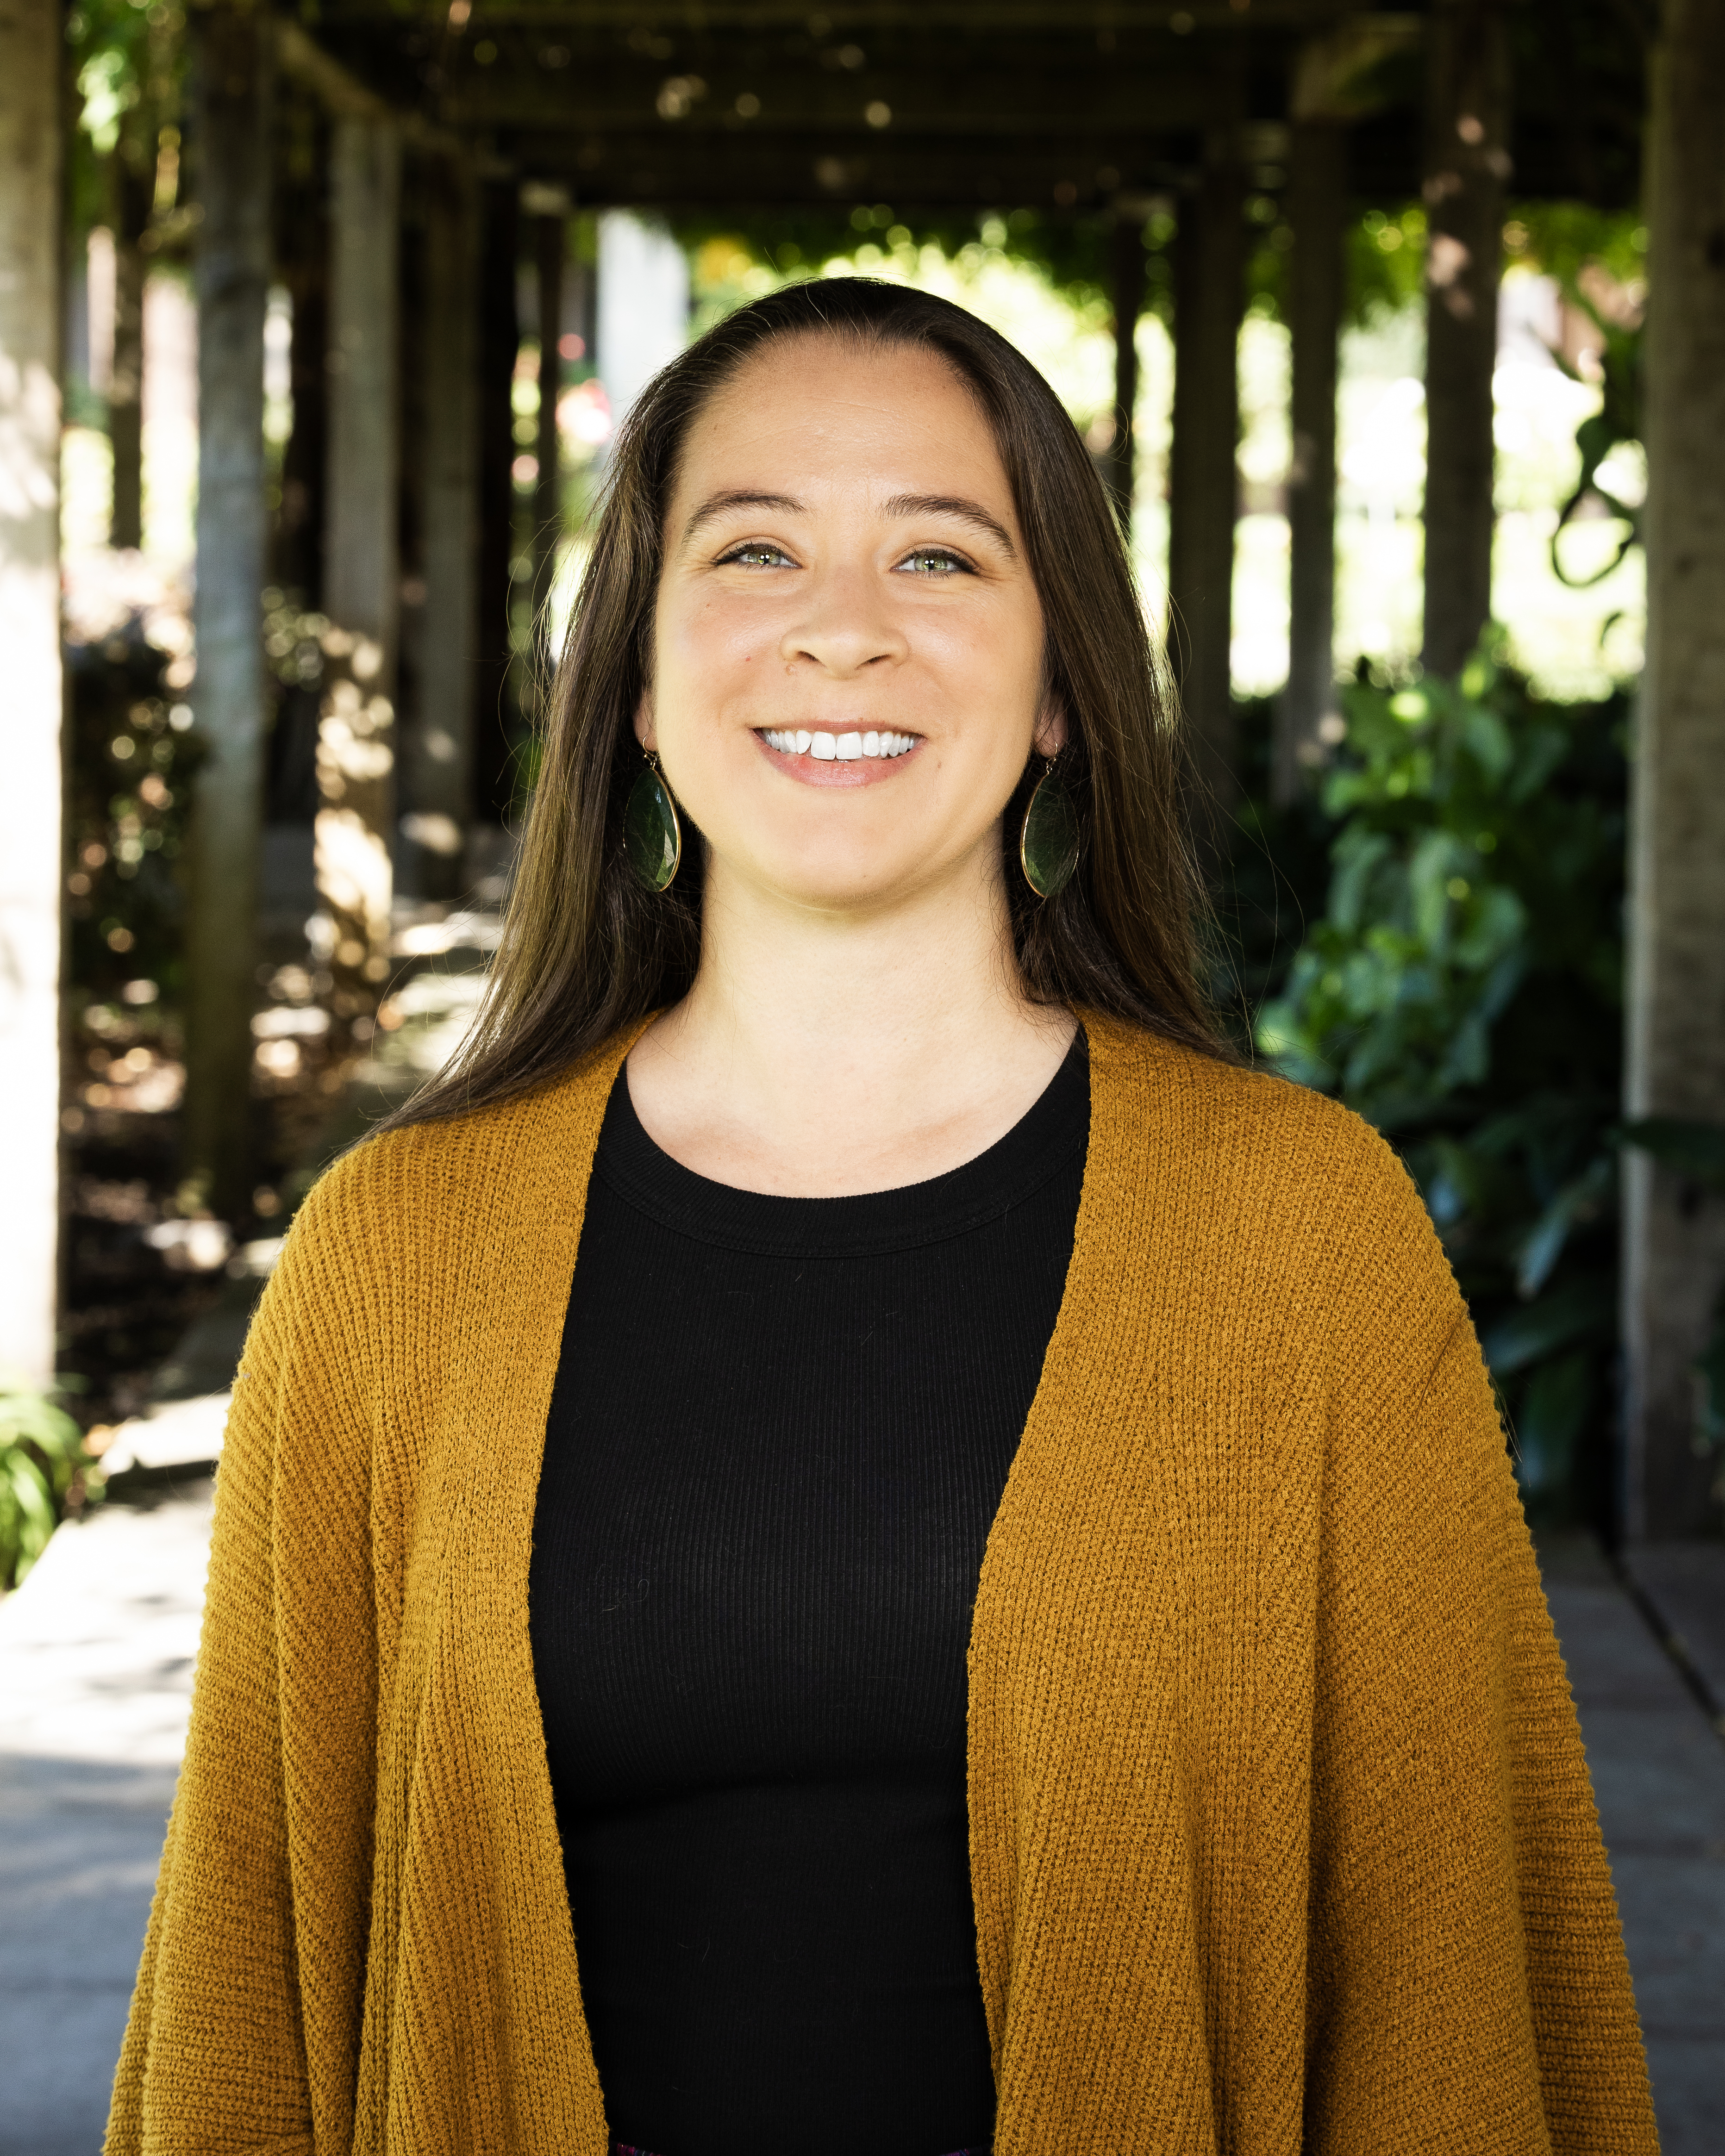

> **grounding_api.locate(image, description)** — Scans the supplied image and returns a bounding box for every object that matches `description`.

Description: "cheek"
[660,596,771,704]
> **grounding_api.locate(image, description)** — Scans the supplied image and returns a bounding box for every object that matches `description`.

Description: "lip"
[751,728,924,788]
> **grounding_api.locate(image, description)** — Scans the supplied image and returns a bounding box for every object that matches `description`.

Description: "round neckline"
[590,1037,1089,1259]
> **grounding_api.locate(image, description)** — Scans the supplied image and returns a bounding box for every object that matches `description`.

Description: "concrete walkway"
[1539,1533,1725,2152]
[0,1472,212,2156]
[2,1479,1720,2153]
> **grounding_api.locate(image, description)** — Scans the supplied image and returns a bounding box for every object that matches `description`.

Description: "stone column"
[1276,119,1346,805]
[402,156,479,898]
[0,0,64,1383]
[318,115,400,1012]
[1421,0,1510,679]
[1102,212,1147,527]
[1168,144,1247,828]
[182,5,272,1218]
[1623,0,1725,1541]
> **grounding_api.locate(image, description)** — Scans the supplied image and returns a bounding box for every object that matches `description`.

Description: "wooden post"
[182,5,272,1219]
[1622,0,1725,1541]
[274,97,327,606]
[1103,213,1146,528]
[1420,0,1510,679]
[1168,143,1247,827]
[1276,119,1346,805]
[403,156,479,898]
[0,0,64,1383]
[108,146,152,551]
[532,203,565,658]
[318,114,400,1015]
[475,178,519,824]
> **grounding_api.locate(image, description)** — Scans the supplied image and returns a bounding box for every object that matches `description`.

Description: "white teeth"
[761,728,918,760]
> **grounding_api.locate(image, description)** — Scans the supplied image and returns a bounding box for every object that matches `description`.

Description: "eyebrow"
[881,493,1017,558]
[681,490,805,547]
[680,487,1018,559]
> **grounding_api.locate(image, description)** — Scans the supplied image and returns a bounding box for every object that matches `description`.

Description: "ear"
[1033,699,1069,758]
[633,691,657,754]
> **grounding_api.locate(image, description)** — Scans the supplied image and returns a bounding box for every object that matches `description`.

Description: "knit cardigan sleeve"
[1298,1125,1652,2152]
[105,1165,381,2156]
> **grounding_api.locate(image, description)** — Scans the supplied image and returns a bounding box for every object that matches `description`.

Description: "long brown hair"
[386,276,1224,1131]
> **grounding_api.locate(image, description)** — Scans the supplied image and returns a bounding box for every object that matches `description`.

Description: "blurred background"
[0,1,1721,2150]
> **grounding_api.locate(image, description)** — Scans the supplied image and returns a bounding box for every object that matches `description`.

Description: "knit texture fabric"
[106,1014,1658,2156]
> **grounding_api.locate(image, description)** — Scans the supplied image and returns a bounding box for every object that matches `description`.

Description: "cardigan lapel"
[370,1028,646,2156]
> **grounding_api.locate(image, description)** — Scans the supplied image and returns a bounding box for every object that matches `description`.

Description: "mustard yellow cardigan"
[107,1016,1657,2156]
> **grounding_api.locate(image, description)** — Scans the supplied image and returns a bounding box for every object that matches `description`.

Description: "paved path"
[2,1483,1719,2154]
[0,1474,211,2156]
[1539,1533,1725,2153]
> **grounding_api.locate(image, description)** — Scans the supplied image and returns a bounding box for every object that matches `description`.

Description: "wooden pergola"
[1,0,1720,1543]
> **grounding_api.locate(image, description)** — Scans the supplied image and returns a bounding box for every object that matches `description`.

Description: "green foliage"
[1506,203,1648,296]
[1348,204,1429,325]
[0,1376,101,1592]
[1496,208,1649,591]
[65,0,187,239]
[1257,646,1630,1524]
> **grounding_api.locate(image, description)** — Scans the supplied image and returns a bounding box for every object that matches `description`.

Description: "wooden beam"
[275,18,463,157]
[1420,0,1509,678]
[501,132,1207,209]
[0,0,65,1383]
[438,61,1238,138]
[183,4,273,1218]
[1622,0,1725,1541]
[321,2,1365,29]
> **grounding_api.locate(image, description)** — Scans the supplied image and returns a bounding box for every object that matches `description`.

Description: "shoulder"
[1081,1013,1460,1367]
[1085,1011,1419,1219]
[276,1032,634,1301]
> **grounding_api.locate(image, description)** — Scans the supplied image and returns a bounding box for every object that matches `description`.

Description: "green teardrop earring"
[1019,754,1080,900]
[624,749,683,893]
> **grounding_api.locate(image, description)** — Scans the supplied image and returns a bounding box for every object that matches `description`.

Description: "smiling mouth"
[758,727,920,763]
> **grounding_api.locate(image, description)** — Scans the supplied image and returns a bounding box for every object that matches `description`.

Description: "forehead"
[671,333,1014,515]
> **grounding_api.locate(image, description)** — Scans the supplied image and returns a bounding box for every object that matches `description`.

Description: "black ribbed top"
[528,1040,1088,2156]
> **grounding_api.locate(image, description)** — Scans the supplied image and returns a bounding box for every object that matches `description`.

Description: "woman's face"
[641,333,1062,916]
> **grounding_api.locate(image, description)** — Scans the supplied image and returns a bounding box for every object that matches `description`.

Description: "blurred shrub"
[0,1376,103,1591]
[65,619,204,1013]
[1257,645,1630,1524]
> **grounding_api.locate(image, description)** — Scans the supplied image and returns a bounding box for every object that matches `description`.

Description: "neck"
[625,842,1075,1196]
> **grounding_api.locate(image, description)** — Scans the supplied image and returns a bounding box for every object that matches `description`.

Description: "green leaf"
[1514,1153,1617,1298]
[1480,1276,1616,1377]
[1512,1351,1594,1495]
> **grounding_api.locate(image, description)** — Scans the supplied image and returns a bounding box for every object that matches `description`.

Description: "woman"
[108,279,1655,2156]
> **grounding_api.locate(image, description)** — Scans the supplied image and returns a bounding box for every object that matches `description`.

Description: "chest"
[526,1166,1075,1807]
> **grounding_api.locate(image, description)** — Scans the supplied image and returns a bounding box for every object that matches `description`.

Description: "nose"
[778,562,907,678]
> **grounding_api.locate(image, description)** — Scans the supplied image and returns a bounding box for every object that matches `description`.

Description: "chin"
[749,838,941,915]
